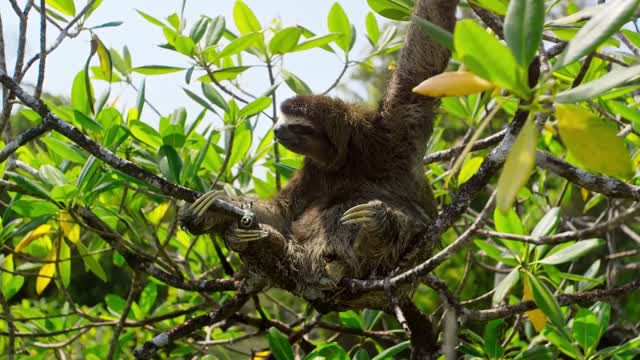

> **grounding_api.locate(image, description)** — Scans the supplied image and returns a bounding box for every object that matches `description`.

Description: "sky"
[1,0,376,127]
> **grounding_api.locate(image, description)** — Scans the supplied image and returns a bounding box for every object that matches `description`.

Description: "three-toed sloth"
[180,0,456,307]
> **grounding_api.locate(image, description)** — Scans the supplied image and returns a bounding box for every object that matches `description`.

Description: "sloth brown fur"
[180,0,457,308]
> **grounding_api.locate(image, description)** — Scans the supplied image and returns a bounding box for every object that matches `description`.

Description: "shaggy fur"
[180,0,457,308]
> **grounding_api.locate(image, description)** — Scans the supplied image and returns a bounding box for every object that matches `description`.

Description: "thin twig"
[34,0,47,98]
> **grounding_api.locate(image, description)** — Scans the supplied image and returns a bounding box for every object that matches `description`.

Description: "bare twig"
[34,0,47,98]
[133,291,252,359]
[424,129,506,164]
[107,272,141,360]
[0,291,15,360]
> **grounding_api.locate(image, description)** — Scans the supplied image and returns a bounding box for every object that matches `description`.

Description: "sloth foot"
[190,190,226,218]
[318,261,345,289]
[340,200,386,231]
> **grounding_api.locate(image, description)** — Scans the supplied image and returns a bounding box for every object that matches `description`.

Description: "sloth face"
[276,96,350,169]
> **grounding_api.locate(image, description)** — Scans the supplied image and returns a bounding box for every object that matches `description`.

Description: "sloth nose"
[273,125,284,138]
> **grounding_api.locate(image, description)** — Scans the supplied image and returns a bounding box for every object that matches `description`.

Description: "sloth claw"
[191,190,226,218]
[230,228,269,242]
[340,201,385,229]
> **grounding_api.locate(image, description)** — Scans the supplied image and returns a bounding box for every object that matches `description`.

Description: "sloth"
[180,0,456,307]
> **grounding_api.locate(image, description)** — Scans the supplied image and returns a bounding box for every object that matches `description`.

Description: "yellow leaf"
[458,157,484,184]
[15,224,52,253]
[58,211,80,243]
[524,276,547,332]
[147,202,169,225]
[497,117,537,212]
[36,250,57,295]
[413,71,494,97]
[556,104,632,179]
[580,188,589,202]
[252,351,270,360]
[92,34,113,82]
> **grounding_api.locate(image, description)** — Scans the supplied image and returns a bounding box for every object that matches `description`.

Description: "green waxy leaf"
[282,69,312,95]
[365,12,380,45]
[269,27,302,54]
[202,83,229,112]
[454,19,529,98]
[367,0,412,21]
[328,3,352,52]
[556,65,640,103]
[504,0,544,66]
[493,267,520,305]
[46,0,76,16]
[268,327,293,360]
[41,137,88,164]
[555,104,632,179]
[573,308,600,352]
[293,33,343,52]
[218,32,259,58]
[76,241,107,282]
[531,207,561,238]
[239,97,271,118]
[526,273,564,329]
[458,156,483,184]
[484,319,505,358]
[71,71,93,115]
[234,1,262,34]
[497,117,537,212]
[198,66,251,82]
[539,239,603,265]
[554,0,640,69]
[371,340,410,360]
[132,66,185,75]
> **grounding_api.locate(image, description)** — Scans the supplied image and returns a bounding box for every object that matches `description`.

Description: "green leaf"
[454,20,529,98]
[493,267,519,305]
[239,97,271,118]
[367,0,412,21]
[504,0,544,66]
[293,33,343,52]
[513,345,556,360]
[227,123,252,168]
[136,9,166,27]
[353,349,371,360]
[174,36,196,56]
[76,240,107,282]
[50,184,79,202]
[41,137,88,163]
[365,12,380,45]
[556,65,640,103]
[189,17,209,44]
[305,343,349,360]
[10,198,59,217]
[198,66,251,82]
[539,239,603,265]
[93,36,113,83]
[573,308,600,352]
[484,319,505,358]
[234,1,262,34]
[132,66,185,75]
[328,3,352,52]
[268,327,293,360]
[414,16,454,51]
[555,104,632,179]
[202,83,229,112]
[458,156,483,184]
[270,27,303,54]
[339,310,364,329]
[159,145,183,184]
[89,21,123,30]
[497,117,536,212]
[46,0,76,16]
[136,78,145,119]
[542,327,577,358]
[554,0,640,69]
[282,69,312,95]
[470,0,508,16]
[206,16,226,46]
[218,32,259,58]
[130,120,162,148]
[139,282,158,314]
[39,164,68,187]
[526,273,564,329]
[493,208,525,256]
[71,71,93,115]
[531,207,560,238]
[106,294,126,315]
[371,340,410,360]
[183,88,217,113]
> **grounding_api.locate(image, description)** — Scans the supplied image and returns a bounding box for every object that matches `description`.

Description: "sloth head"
[276,95,368,170]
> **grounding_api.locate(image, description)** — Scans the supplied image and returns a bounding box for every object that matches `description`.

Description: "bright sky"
[1,0,375,127]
